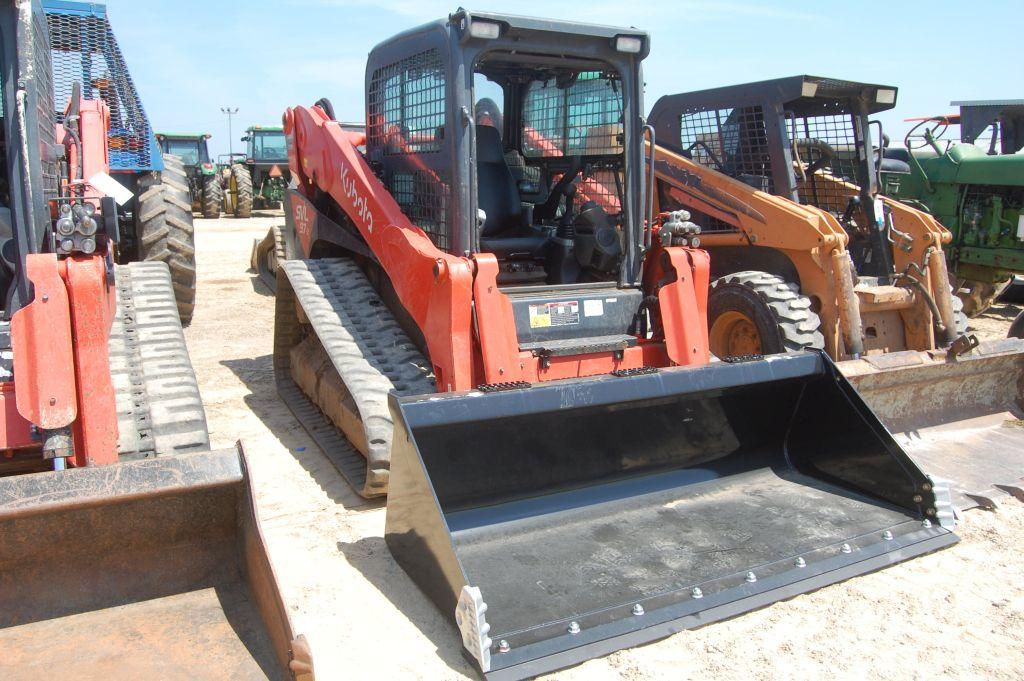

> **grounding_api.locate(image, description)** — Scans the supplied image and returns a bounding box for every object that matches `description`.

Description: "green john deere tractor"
[881,100,1024,317]
[156,132,222,218]
[222,125,289,218]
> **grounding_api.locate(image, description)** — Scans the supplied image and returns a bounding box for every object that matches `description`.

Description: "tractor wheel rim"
[710,311,762,358]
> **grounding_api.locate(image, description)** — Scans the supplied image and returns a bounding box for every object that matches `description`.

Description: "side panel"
[11,254,76,430]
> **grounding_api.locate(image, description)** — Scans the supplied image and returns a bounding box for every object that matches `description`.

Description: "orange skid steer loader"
[273,11,955,678]
[0,2,311,678]
[647,76,1024,509]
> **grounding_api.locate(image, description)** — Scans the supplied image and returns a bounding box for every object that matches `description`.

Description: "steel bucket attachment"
[386,353,957,679]
[0,445,312,681]
[842,338,1024,510]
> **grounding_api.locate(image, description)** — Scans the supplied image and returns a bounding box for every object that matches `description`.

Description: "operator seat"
[476,125,548,259]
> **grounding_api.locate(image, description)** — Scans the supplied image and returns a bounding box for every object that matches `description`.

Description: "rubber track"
[253,225,285,294]
[274,258,434,497]
[714,271,825,352]
[109,262,210,459]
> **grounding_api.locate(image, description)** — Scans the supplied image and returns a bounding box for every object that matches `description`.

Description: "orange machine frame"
[2,98,119,468]
[652,144,955,360]
[284,104,710,391]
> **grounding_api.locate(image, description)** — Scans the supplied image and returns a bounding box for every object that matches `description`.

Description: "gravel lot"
[186,214,1024,680]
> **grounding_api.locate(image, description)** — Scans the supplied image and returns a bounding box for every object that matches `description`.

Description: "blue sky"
[102,0,1020,159]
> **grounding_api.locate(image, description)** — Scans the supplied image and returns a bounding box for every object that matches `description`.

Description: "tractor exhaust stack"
[385,353,957,679]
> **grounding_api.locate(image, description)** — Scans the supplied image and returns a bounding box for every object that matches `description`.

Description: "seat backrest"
[476,125,523,237]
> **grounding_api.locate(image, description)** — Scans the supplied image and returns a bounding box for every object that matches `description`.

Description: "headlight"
[615,35,643,53]
[468,20,501,39]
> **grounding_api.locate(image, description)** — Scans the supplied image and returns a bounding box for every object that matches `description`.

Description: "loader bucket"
[842,338,1024,510]
[0,445,312,681]
[385,352,957,679]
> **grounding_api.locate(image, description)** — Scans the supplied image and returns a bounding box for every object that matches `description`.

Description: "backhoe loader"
[648,76,1024,509]
[274,13,955,678]
[0,3,311,678]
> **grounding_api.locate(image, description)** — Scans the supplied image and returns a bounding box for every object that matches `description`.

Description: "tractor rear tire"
[201,173,222,218]
[230,164,253,218]
[708,271,824,359]
[135,153,197,326]
[1009,310,1024,339]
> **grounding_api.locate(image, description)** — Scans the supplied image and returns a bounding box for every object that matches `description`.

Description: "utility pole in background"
[221,107,239,158]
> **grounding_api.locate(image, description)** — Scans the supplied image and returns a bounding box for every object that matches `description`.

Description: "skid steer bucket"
[842,338,1024,510]
[0,445,312,681]
[386,352,957,680]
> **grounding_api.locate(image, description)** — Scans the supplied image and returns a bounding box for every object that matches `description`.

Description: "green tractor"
[156,132,222,218]
[222,125,289,218]
[881,100,1024,317]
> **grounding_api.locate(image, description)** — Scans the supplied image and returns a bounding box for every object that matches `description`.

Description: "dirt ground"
[186,215,1024,681]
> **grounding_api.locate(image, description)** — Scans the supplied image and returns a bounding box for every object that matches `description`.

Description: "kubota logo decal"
[340,165,374,233]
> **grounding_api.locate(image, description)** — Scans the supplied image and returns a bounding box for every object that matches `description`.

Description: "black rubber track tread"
[110,262,210,459]
[253,225,286,293]
[711,270,825,354]
[274,258,434,497]
[231,163,253,218]
[135,153,197,326]
[201,172,222,218]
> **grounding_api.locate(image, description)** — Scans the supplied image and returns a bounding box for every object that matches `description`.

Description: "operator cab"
[364,11,648,291]
[472,59,626,285]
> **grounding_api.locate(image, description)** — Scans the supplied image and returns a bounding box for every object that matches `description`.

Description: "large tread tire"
[1009,310,1024,339]
[110,262,209,459]
[201,173,222,218]
[136,153,197,326]
[230,164,253,218]
[708,270,825,358]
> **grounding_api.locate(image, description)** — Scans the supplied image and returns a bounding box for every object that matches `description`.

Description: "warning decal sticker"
[529,300,580,328]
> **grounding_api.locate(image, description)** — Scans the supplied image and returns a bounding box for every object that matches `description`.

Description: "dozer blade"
[0,445,313,681]
[385,352,957,679]
[842,338,1024,510]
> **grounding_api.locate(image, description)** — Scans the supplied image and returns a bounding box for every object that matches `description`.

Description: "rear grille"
[790,112,860,213]
[678,106,774,193]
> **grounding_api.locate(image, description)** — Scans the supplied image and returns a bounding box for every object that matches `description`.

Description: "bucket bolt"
[498,640,510,653]
[632,604,645,616]
[840,543,852,554]
[795,557,806,568]
[567,621,581,635]
[882,530,894,541]
[691,587,703,599]
[745,571,757,583]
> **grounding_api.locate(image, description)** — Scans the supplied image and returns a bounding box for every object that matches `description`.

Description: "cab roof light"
[615,35,643,54]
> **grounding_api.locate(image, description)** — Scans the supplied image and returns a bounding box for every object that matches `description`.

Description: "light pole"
[220,107,239,158]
